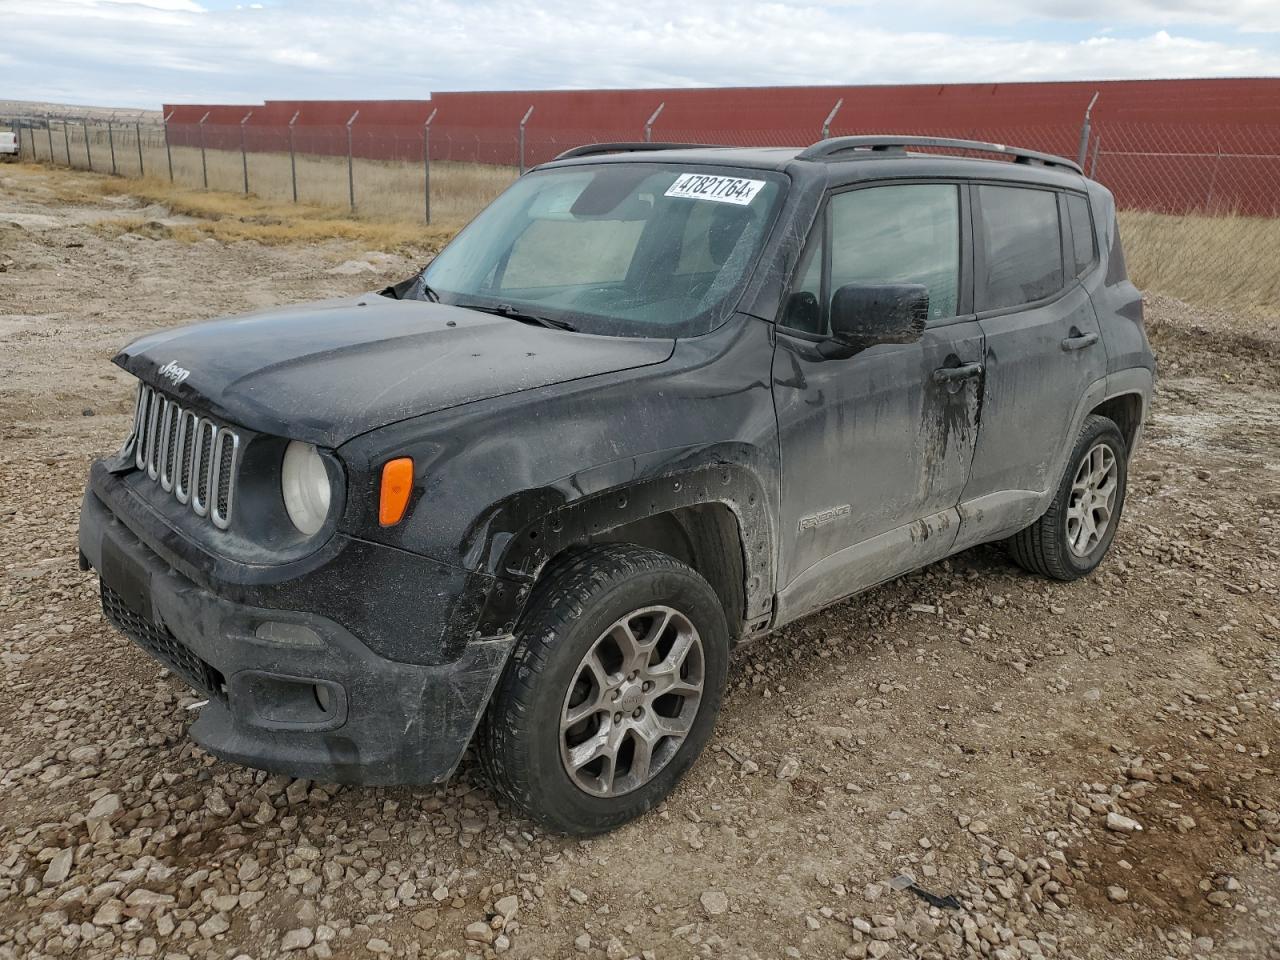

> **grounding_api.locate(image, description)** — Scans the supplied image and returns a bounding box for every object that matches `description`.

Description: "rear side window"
[978,185,1064,310]
[1065,193,1096,277]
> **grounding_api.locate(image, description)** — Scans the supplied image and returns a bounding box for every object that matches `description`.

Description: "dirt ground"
[1,166,1278,960]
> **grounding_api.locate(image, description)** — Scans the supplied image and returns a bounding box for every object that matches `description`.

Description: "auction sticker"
[664,173,765,206]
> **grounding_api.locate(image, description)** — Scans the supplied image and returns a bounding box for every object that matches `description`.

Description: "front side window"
[781,183,960,334]
[423,164,785,338]
[978,185,1064,310]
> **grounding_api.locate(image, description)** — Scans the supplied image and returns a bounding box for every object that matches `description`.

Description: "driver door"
[772,181,985,624]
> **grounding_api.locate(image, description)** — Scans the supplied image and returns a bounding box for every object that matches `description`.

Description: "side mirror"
[829,283,929,350]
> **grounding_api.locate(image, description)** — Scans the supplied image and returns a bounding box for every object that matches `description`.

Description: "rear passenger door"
[955,183,1107,547]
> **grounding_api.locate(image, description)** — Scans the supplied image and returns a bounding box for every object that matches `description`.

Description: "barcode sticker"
[664,173,766,206]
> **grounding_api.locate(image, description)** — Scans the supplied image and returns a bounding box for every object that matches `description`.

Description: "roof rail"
[553,141,720,161]
[797,136,1083,174]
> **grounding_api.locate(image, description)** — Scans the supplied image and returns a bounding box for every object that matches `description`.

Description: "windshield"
[422,163,785,338]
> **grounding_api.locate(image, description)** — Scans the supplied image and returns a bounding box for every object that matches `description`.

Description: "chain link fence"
[5,107,1279,317]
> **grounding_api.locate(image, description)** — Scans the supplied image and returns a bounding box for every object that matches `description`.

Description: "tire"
[478,544,729,835]
[1008,414,1128,581]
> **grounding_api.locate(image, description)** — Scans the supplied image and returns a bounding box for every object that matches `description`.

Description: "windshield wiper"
[457,301,577,332]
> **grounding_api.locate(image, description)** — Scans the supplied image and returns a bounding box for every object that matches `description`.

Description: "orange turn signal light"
[379,457,414,527]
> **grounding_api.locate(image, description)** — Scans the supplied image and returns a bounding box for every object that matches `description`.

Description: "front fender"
[463,452,777,638]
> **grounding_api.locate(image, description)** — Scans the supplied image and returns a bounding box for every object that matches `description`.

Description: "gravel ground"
[2,167,1279,960]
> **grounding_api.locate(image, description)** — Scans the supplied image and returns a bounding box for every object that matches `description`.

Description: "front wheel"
[478,544,729,835]
[1008,413,1129,581]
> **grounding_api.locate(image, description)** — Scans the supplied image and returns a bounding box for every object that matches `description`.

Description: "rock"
[125,889,175,907]
[367,939,392,953]
[411,908,439,931]
[494,894,520,920]
[700,890,729,916]
[465,922,495,944]
[199,914,230,937]
[1107,886,1128,903]
[92,899,125,926]
[575,932,591,953]
[568,887,588,905]
[776,756,800,781]
[87,793,121,820]
[43,848,73,885]
[205,790,232,817]
[1105,812,1142,833]
[282,928,315,951]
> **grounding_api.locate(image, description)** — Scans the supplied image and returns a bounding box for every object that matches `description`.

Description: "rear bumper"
[79,487,514,785]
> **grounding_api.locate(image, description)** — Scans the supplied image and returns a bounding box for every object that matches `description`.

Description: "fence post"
[45,115,54,163]
[1089,135,1101,179]
[163,111,174,182]
[107,115,118,175]
[288,110,300,202]
[644,102,665,142]
[198,111,211,188]
[83,120,93,170]
[346,109,360,212]
[1076,91,1099,168]
[1205,144,1222,212]
[518,105,534,174]
[62,121,71,166]
[135,121,144,176]
[821,98,844,140]
[239,110,253,195]
[423,107,437,224]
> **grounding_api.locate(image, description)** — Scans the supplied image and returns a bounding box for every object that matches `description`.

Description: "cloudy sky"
[2,0,1278,109]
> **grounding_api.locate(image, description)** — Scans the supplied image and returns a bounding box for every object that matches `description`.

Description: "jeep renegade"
[79,136,1154,834]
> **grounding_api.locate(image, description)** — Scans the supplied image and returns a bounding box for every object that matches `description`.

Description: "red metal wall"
[164,78,1280,214]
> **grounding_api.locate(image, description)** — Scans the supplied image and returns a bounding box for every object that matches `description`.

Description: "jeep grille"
[125,382,241,530]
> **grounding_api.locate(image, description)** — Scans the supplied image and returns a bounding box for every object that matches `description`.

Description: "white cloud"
[0,0,1276,109]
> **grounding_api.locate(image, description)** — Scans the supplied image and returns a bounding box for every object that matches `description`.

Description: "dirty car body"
[79,137,1154,825]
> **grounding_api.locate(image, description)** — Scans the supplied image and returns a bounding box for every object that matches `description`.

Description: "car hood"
[114,294,675,447]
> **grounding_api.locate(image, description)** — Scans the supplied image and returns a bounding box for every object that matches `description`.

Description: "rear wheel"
[1008,414,1128,581]
[479,544,728,835]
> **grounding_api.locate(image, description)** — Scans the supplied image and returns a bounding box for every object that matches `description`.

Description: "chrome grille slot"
[123,381,242,531]
[174,410,198,504]
[193,419,215,517]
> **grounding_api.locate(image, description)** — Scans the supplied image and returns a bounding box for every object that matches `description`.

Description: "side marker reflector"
[379,457,414,527]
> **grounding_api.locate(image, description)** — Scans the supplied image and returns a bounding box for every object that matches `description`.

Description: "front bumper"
[79,487,514,785]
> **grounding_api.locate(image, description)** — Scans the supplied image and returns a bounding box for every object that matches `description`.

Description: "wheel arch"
[1088,390,1145,457]
[467,461,776,643]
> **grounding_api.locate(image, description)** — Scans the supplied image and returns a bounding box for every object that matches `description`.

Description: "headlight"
[281,441,331,535]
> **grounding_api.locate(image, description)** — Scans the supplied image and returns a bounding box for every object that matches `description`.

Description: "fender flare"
[464,452,777,638]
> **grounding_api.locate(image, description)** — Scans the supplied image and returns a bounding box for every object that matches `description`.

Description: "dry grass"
[1120,210,1280,321]
[30,123,515,226]
[21,131,1280,325]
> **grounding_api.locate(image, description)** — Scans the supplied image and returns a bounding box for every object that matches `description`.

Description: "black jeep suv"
[80,137,1154,834]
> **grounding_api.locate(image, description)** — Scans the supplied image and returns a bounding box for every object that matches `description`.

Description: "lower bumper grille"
[101,582,227,703]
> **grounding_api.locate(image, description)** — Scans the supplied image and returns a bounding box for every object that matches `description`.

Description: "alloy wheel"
[559,605,705,797]
[1066,441,1119,557]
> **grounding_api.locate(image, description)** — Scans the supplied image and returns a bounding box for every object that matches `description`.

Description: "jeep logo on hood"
[157,361,191,387]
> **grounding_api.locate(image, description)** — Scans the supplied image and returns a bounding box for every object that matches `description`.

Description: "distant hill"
[0,100,161,122]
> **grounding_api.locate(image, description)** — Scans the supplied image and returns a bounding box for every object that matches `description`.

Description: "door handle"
[1061,332,1099,351]
[932,362,983,384]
